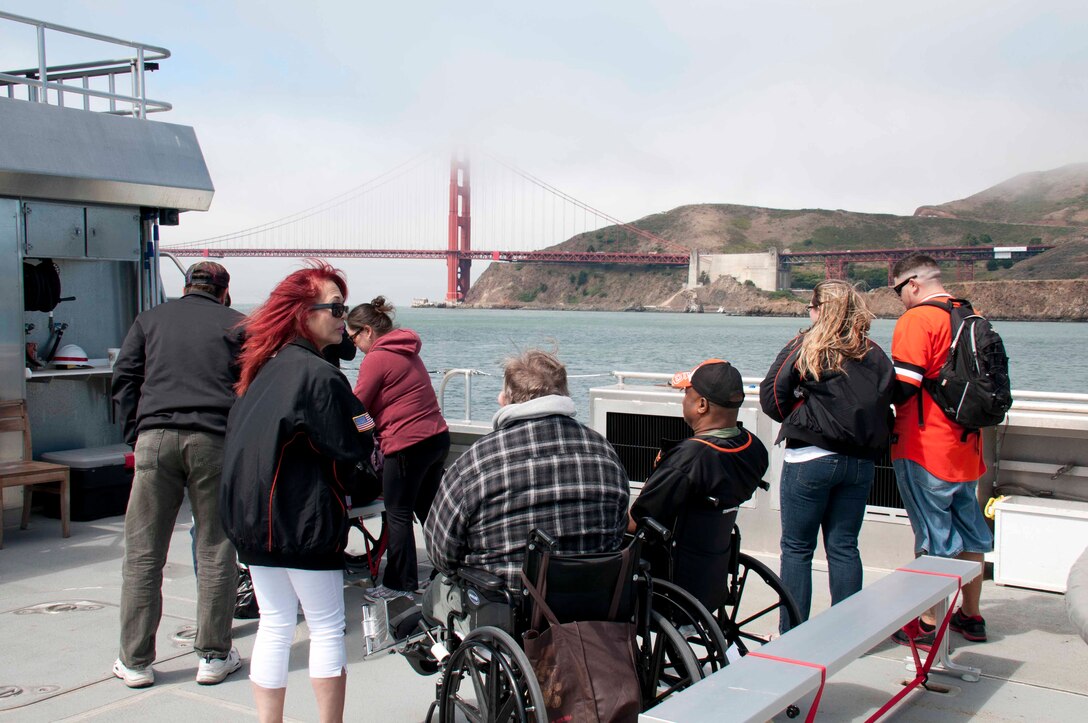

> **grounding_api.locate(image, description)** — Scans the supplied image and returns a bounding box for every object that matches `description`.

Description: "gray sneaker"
[365,584,415,602]
[113,658,154,688]
[196,648,242,685]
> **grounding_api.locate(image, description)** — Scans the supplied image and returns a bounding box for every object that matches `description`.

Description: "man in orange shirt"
[889,254,992,645]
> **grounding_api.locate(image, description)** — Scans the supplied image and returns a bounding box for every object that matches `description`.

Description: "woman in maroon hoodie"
[346,297,450,600]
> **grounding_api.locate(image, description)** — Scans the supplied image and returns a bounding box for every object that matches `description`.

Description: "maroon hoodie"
[352,328,447,454]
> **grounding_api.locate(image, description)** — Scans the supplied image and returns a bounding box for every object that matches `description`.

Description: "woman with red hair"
[221,262,374,722]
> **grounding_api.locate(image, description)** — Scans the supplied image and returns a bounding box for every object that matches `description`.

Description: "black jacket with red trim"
[630,427,769,609]
[220,338,374,570]
[759,335,894,461]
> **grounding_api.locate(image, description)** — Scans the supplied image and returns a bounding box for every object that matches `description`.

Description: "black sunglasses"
[807,303,819,311]
[311,302,347,318]
[892,274,918,296]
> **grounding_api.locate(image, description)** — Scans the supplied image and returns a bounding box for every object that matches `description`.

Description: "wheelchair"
[401,521,724,722]
[639,499,802,676]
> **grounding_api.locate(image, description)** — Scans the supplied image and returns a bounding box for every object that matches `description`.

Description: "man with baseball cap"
[111,260,245,688]
[185,261,232,307]
[629,359,769,610]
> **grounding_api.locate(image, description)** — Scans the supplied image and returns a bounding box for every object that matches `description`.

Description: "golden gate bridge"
[162,151,689,302]
[162,151,1051,301]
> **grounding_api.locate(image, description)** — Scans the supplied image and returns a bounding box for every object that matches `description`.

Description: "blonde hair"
[502,349,570,404]
[795,280,874,380]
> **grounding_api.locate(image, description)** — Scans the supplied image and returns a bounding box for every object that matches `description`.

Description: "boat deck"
[2,505,1085,722]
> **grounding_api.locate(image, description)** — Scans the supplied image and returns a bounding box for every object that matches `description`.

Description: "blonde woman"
[759,280,894,632]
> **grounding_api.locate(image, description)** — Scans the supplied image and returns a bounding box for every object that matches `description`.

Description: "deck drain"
[0,686,23,699]
[172,625,197,648]
[13,601,104,615]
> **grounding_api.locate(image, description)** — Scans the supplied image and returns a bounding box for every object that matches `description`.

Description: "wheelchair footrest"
[401,638,442,676]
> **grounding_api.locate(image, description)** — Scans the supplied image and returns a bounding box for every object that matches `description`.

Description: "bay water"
[330,309,1088,423]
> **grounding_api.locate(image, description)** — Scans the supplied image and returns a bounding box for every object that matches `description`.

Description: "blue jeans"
[779,454,874,632]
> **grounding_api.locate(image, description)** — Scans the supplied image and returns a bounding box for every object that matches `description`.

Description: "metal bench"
[640,555,982,722]
[346,500,387,580]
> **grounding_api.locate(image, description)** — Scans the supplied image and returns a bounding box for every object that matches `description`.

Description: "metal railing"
[437,368,492,422]
[0,10,171,118]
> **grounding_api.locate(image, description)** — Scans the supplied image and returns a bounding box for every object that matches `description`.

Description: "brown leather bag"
[520,550,641,723]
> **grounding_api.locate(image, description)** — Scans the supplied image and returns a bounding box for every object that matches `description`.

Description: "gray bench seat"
[347,500,385,519]
[641,556,981,722]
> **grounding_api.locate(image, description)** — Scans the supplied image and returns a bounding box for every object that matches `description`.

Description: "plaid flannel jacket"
[424,413,630,583]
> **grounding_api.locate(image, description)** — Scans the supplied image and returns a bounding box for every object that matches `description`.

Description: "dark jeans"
[778,454,874,632]
[120,429,237,667]
[382,430,450,591]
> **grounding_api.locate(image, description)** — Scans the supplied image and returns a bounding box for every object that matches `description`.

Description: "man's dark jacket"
[220,339,374,570]
[630,426,769,609]
[112,291,245,445]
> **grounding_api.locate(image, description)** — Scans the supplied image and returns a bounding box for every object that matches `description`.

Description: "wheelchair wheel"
[639,610,703,707]
[717,552,802,654]
[438,625,546,723]
[648,578,730,674]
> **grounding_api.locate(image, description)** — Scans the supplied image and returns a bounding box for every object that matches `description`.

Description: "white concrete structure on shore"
[687,249,784,291]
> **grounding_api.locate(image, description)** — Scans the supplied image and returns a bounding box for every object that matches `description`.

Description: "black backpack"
[918,298,1012,434]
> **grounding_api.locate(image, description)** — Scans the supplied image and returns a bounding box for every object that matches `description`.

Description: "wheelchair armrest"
[455,566,506,592]
[636,516,672,544]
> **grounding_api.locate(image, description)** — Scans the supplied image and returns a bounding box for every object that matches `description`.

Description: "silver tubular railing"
[0,10,171,117]
[437,369,493,422]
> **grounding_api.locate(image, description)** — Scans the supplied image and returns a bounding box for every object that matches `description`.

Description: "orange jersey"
[891,295,986,483]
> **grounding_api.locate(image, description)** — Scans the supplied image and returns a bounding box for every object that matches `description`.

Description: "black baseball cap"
[669,359,745,408]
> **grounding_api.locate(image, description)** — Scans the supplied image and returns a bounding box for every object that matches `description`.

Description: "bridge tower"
[447,154,471,302]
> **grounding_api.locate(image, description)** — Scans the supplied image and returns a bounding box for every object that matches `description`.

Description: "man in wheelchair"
[422,349,631,636]
[628,359,770,611]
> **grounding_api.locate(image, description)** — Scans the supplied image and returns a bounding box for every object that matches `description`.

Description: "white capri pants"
[248,566,346,689]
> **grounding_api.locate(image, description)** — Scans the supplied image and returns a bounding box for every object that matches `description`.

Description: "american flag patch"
[353,413,375,433]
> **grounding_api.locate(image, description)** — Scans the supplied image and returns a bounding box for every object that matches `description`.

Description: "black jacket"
[220,338,374,570]
[759,336,894,460]
[630,427,769,609]
[112,292,246,445]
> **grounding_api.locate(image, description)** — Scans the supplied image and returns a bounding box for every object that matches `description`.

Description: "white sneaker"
[196,647,242,685]
[113,658,154,688]
[365,584,414,602]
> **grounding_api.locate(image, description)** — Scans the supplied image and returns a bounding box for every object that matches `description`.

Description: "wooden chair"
[0,400,70,548]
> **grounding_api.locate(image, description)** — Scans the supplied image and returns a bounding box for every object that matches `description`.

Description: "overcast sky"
[3,1,1086,303]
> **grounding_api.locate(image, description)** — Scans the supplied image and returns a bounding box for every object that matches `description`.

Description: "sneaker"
[196,648,242,685]
[113,659,154,688]
[891,618,936,649]
[365,584,414,602]
[950,609,987,642]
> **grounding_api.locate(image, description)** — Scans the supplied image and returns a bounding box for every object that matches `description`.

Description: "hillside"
[552,204,1080,257]
[464,162,1088,318]
[465,269,1088,322]
[915,162,1088,226]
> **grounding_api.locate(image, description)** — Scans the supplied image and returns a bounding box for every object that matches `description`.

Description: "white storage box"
[994,495,1088,593]
[39,444,133,521]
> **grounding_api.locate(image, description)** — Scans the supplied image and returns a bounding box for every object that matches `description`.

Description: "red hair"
[235,261,348,396]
